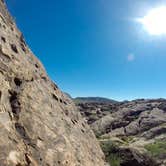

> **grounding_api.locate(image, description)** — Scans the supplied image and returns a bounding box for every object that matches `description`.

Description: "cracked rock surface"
[0,1,105,165]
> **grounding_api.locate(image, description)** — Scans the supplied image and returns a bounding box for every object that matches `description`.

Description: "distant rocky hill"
[74,97,118,104]
[0,1,105,165]
[76,98,166,166]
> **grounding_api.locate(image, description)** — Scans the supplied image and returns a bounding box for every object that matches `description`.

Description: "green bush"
[107,154,121,166]
[145,140,166,158]
[100,140,122,166]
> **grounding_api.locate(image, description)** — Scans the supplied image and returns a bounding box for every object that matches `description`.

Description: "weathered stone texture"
[0,1,105,165]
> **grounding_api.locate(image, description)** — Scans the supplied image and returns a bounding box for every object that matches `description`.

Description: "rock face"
[76,99,166,166]
[0,1,105,165]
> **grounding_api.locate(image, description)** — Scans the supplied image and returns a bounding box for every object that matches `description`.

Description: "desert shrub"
[107,154,121,166]
[100,140,122,166]
[145,140,166,158]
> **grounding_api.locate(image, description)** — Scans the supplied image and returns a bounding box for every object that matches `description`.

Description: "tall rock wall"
[0,1,105,165]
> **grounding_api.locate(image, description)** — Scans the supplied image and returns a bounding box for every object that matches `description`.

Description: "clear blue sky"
[6,0,166,101]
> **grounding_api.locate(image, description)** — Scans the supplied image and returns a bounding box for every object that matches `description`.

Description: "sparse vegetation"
[145,140,166,158]
[120,136,134,145]
[107,154,121,166]
[100,140,122,166]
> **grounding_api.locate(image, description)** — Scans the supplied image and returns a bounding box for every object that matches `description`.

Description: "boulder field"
[76,98,166,166]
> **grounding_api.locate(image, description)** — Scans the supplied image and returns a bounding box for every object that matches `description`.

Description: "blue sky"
[6,0,166,101]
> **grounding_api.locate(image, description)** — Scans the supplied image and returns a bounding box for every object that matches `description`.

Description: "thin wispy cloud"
[127,53,135,62]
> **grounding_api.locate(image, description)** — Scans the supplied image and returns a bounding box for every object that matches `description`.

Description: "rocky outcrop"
[77,102,119,125]
[76,99,166,166]
[0,1,105,165]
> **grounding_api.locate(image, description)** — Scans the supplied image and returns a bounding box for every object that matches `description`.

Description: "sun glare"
[139,6,166,35]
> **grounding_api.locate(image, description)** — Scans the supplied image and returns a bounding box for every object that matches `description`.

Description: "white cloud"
[127,53,135,62]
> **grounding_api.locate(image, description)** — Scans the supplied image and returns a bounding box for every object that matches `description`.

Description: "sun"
[138,6,166,35]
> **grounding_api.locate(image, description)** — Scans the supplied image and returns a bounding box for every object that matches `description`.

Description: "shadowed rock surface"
[76,98,166,166]
[0,1,105,165]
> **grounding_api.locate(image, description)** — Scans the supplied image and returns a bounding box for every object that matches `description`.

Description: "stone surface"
[0,1,105,165]
[76,98,166,166]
